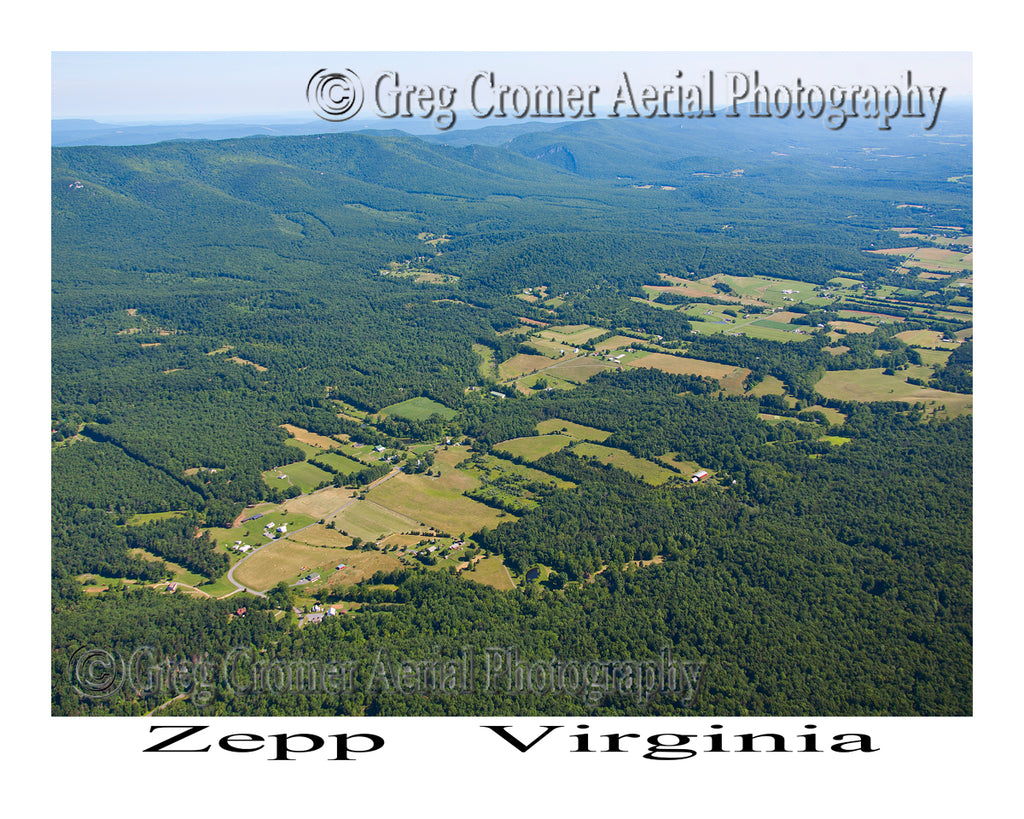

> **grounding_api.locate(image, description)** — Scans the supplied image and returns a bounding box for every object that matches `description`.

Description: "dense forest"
[52,111,972,716]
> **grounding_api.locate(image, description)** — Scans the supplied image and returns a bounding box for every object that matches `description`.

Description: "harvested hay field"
[628,353,750,394]
[280,424,340,450]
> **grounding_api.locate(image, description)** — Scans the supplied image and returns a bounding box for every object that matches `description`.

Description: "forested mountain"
[52,111,972,717]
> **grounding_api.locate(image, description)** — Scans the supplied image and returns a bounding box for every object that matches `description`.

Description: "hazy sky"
[52,51,971,122]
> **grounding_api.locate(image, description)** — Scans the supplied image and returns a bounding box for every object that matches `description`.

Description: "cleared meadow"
[494,434,572,461]
[815,368,973,417]
[570,442,676,485]
[328,500,417,543]
[380,396,457,421]
[262,461,333,493]
[365,448,511,535]
[627,353,750,394]
[232,537,350,591]
[535,418,612,441]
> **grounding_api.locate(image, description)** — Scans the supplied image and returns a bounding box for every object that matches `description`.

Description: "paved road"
[225,466,405,597]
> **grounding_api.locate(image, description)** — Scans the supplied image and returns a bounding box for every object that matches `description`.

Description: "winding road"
[224,465,405,596]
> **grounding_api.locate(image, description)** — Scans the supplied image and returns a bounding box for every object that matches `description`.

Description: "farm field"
[815,367,973,417]
[895,329,962,349]
[828,321,878,336]
[570,442,676,485]
[207,511,319,550]
[311,451,367,474]
[916,348,953,367]
[231,537,350,591]
[542,356,615,383]
[498,353,557,380]
[472,343,498,379]
[365,448,511,535]
[494,434,572,461]
[535,324,608,345]
[328,499,417,543]
[461,555,515,590]
[746,375,790,399]
[527,338,573,357]
[535,418,612,441]
[262,461,333,493]
[655,452,701,474]
[836,309,907,324]
[322,549,406,587]
[279,424,339,450]
[380,396,457,421]
[281,486,357,518]
[466,453,576,491]
[627,353,751,394]
[594,334,648,352]
[870,245,973,273]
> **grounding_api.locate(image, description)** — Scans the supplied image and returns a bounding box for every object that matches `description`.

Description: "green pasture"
[380,396,457,421]
[126,510,189,526]
[570,442,676,485]
[329,500,416,543]
[312,451,366,475]
[262,461,334,493]
[494,434,572,461]
[815,367,973,417]
[535,418,612,441]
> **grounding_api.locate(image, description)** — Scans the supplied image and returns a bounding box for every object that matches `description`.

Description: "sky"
[51,51,972,123]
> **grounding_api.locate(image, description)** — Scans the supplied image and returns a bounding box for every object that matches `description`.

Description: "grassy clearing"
[380,396,457,421]
[366,459,511,536]
[310,451,366,475]
[829,321,878,335]
[804,405,847,425]
[329,499,416,543]
[758,413,816,427]
[228,356,267,372]
[895,330,961,349]
[465,454,576,491]
[815,368,973,416]
[207,510,317,549]
[461,555,515,590]
[535,418,612,441]
[916,348,952,367]
[262,461,334,493]
[570,442,676,485]
[197,577,239,598]
[746,375,789,398]
[280,424,339,450]
[232,538,349,591]
[280,486,357,518]
[536,325,608,345]
[594,335,648,352]
[543,356,615,384]
[495,435,572,461]
[498,353,558,380]
[323,550,406,587]
[127,547,205,586]
[655,453,700,474]
[628,353,750,394]
[472,343,498,380]
[126,510,189,526]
